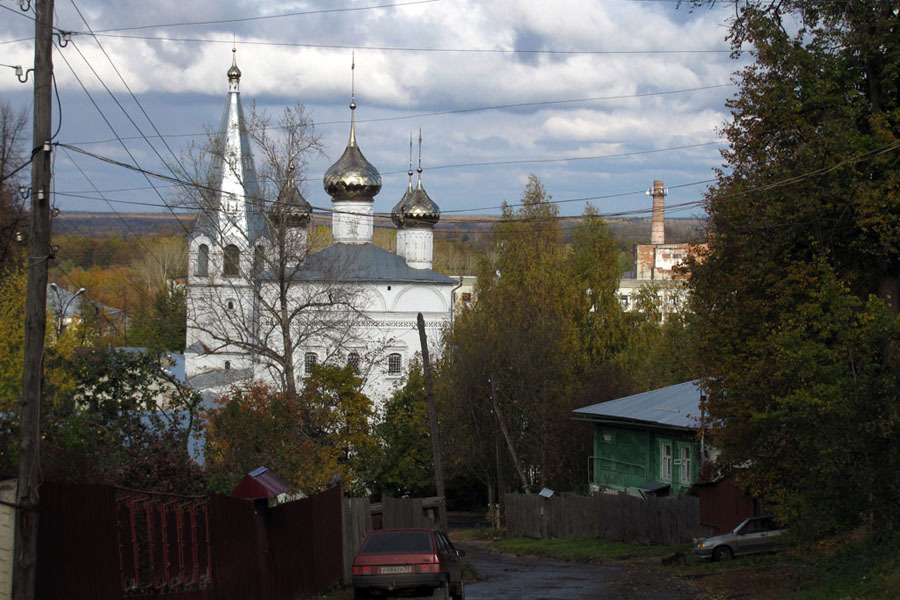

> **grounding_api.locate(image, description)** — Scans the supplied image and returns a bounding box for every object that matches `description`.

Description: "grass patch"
[452,527,506,542]
[662,530,900,600]
[491,535,672,562]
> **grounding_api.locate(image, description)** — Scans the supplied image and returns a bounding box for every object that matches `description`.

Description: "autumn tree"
[204,364,374,495]
[686,0,900,535]
[439,177,623,494]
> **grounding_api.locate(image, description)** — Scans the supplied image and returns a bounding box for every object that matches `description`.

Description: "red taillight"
[416,555,441,574]
[352,565,374,576]
[416,563,440,574]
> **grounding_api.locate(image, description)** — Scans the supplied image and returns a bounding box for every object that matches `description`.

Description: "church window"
[348,352,361,371]
[224,361,231,370]
[387,352,402,375]
[227,300,235,310]
[304,352,318,374]
[224,244,240,277]
[197,244,209,277]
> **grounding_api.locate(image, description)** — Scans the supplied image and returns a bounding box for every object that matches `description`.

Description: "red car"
[352,529,466,600]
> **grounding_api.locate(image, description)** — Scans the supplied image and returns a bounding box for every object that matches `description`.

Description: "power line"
[64,83,735,147]
[60,36,192,235]
[68,0,197,232]
[53,138,724,195]
[79,32,733,55]
[80,0,441,34]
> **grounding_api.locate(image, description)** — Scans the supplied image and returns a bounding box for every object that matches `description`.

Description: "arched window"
[387,352,402,375]
[223,244,240,277]
[348,352,361,371]
[304,352,318,374]
[197,244,209,277]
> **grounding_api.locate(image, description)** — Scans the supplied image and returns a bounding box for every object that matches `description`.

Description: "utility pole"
[416,313,446,531]
[15,1,55,599]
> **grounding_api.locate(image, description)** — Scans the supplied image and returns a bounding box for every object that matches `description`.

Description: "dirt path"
[461,542,706,600]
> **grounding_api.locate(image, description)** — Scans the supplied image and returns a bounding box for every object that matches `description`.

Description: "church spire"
[199,48,264,243]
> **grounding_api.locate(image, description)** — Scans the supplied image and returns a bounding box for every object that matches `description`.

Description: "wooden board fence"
[504,492,699,545]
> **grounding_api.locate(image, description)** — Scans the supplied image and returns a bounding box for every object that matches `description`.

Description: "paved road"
[461,543,704,600]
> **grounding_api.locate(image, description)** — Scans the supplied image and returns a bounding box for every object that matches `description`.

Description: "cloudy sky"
[1,0,748,223]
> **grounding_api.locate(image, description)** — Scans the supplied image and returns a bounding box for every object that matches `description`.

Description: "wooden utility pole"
[416,313,446,531]
[14,1,55,599]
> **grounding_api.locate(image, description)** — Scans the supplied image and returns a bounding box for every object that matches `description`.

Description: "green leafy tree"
[130,285,187,353]
[687,0,900,535]
[365,362,434,500]
[36,349,203,493]
[439,177,606,493]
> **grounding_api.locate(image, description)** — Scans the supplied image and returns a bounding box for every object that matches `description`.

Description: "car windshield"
[361,532,432,554]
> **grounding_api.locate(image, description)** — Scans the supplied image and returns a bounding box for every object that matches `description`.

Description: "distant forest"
[54,211,707,247]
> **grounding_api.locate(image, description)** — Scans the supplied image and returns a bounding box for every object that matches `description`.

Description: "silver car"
[694,515,786,561]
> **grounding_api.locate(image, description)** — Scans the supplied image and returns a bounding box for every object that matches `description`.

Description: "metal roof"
[269,242,457,285]
[231,466,290,500]
[572,380,703,431]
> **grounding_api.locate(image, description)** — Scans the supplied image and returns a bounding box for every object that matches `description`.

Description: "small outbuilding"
[231,466,292,502]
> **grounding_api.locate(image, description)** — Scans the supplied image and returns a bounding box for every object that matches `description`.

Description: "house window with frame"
[196,244,209,277]
[304,352,317,374]
[387,352,402,375]
[680,446,692,485]
[660,442,673,481]
[223,244,240,277]
[347,352,361,371]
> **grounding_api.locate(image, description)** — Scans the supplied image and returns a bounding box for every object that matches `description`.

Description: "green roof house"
[572,381,705,497]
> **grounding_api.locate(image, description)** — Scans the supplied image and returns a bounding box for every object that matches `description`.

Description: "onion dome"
[227,48,241,82]
[271,166,311,228]
[323,100,382,201]
[402,169,440,228]
[392,137,415,228]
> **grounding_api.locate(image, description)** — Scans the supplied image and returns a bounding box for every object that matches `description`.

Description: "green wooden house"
[572,381,704,497]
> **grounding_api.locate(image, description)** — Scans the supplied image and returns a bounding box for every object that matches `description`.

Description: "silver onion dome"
[227,48,241,82]
[271,167,311,227]
[391,166,415,228]
[402,173,440,228]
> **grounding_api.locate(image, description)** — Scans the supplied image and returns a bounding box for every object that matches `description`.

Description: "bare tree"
[0,100,29,271]
[179,101,384,398]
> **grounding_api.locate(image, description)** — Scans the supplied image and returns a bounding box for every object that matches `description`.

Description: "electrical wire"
[68,0,200,228]
[59,37,192,235]
[82,0,441,34]
[65,83,735,147]
[81,32,732,55]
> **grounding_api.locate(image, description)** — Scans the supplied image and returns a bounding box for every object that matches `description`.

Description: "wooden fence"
[504,492,700,545]
[33,481,344,600]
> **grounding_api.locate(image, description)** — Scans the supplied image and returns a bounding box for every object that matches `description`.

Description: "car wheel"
[353,586,370,600]
[713,546,733,562]
[432,577,450,600]
[452,578,465,600]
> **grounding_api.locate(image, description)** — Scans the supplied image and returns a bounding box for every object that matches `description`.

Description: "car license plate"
[380,566,412,574]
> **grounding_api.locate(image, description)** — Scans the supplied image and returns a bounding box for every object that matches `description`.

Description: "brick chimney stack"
[649,180,667,245]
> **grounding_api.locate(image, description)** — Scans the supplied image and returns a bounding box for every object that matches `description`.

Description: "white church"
[184,52,458,404]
